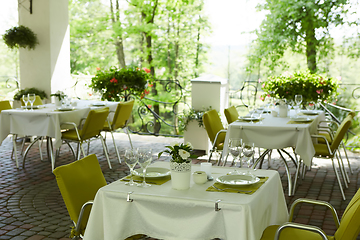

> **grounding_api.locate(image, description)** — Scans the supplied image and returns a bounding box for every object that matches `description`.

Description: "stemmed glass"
[228,138,242,174]
[28,94,36,111]
[253,106,263,124]
[124,149,138,186]
[242,142,255,167]
[22,95,29,110]
[137,148,152,187]
[248,104,255,124]
[295,95,303,114]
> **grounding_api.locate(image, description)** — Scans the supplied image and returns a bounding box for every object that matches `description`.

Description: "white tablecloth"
[84,162,288,240]
[223,110,325,166]
[0,100,118,149]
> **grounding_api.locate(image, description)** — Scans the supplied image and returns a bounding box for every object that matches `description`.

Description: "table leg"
[277,149,293,196]
[251,149,271,169]
[12,135,19,169]
[23,136,42,167]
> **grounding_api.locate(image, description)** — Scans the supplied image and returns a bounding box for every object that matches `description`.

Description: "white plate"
[56,107,75,111]
[301,110,320,115]
[290,117,312,122]
[238,116,260,121]
[216,174,260,186]
[133,167,170,178]
[91,102,106,107]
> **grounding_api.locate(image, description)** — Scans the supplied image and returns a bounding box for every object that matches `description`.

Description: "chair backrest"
[111,100,135,130]
[81,107,110,140]
[53,154,107,234]
[224,106,239,124]
[0,100,12,113]
[203,109,225,147]
[330,115,352,152]
[334,188,360,240]
[21,95,43,106]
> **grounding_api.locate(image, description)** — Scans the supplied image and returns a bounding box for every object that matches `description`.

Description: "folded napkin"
[121,175,171,185]
[287,119,313,124]
[206,176,268,195]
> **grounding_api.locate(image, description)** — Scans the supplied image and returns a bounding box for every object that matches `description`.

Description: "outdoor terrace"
[0,132,359,240]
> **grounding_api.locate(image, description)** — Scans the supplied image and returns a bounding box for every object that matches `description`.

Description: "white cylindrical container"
[170,161,191,190]
[193,171,207,184]
[200,162,212,179]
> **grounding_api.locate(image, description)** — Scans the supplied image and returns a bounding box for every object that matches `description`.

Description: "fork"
[212,185,252,193]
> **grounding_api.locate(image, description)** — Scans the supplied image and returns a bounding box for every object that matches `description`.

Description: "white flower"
[179,149,190,160]
[186,142,193,149]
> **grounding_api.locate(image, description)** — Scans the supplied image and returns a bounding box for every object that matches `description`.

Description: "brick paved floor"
[0,133,359,239]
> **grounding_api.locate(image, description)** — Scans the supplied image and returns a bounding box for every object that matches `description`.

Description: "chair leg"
[336,151,349,187]
[79,143,86,160]
[12,135,19,169]
[38,137,43,161]
[342,141,353,175]
[110,131,121,164]
[100,135,112,169]
[292,159,302,196]
[332,158,346,200]
[125,127,133,149]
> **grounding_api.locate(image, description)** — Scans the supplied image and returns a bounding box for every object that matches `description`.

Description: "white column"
[18,0,70,99]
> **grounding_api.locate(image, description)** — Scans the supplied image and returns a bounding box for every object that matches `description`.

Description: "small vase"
[170,161,191,190]
[54,98,62,107]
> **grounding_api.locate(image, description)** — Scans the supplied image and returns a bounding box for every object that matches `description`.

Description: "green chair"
[102,100,134,163]
[53,154,107,239]
[203,109,227,164]
[60,107,112,169]
[224,106,239,124]
[260,187,360,240]
[311,116,352,200]
[318,111,355,176]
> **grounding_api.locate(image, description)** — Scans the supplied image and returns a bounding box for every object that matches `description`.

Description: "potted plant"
[261,70,339,107]
[50,91,67,106]
[13,88,48,109]
[158,142,197,190]
[3,25,39,50]
[89,66,152,101]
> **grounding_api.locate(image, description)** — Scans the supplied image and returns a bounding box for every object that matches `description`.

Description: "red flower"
[143,67,151,73]
[123,85,128,90]
[260,96,265,101]
[147,105,152,109]
[140,93,145,99]
[316,89,323,94]
[110,78,118,83]
[88,93,92,96]
[144,89,150,95]
[96,67,101,71]
[148,83,153,88]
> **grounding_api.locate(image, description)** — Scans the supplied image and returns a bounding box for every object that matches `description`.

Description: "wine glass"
[22,94,29,110]
[253,106,263,124]
[248,104,255,124]
[28,94,36,111]
[306,101,316,111]
[228,138,242,174]
[124,149,138,186]
[295,95,303,114]
[242,142,255,168]
[137,148,152,187]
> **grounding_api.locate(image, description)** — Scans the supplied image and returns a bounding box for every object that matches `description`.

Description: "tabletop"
[83,162,288,240]
[0,100,118,149]
[223,110,325,166]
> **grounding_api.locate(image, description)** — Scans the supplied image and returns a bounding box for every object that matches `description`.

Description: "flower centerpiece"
[89,66,152,101]
[158,142,197,190]
[261,70,339,107]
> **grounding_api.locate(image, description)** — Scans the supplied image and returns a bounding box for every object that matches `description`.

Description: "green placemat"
[121,175,171,185]
[287,119,313,124]
[206,177,268,195]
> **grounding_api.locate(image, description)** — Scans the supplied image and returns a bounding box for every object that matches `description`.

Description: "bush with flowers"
[261,70,339,106]
[158,142,197,163]
[89,66,152,101]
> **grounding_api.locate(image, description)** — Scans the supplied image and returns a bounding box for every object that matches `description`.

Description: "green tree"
[249,0,350,74]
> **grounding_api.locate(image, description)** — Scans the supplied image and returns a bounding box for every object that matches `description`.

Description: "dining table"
[0,100,118,170]
[83,161,288,240]
[222,109,325,196]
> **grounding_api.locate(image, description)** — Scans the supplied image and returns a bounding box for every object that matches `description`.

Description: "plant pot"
[54,98,62,107]
[170,161,191,190]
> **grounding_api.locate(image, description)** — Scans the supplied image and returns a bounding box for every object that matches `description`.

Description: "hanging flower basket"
[3,25,39,50]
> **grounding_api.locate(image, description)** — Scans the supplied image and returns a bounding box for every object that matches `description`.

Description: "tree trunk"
[110,0,126,68]
[304,12,317,73]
